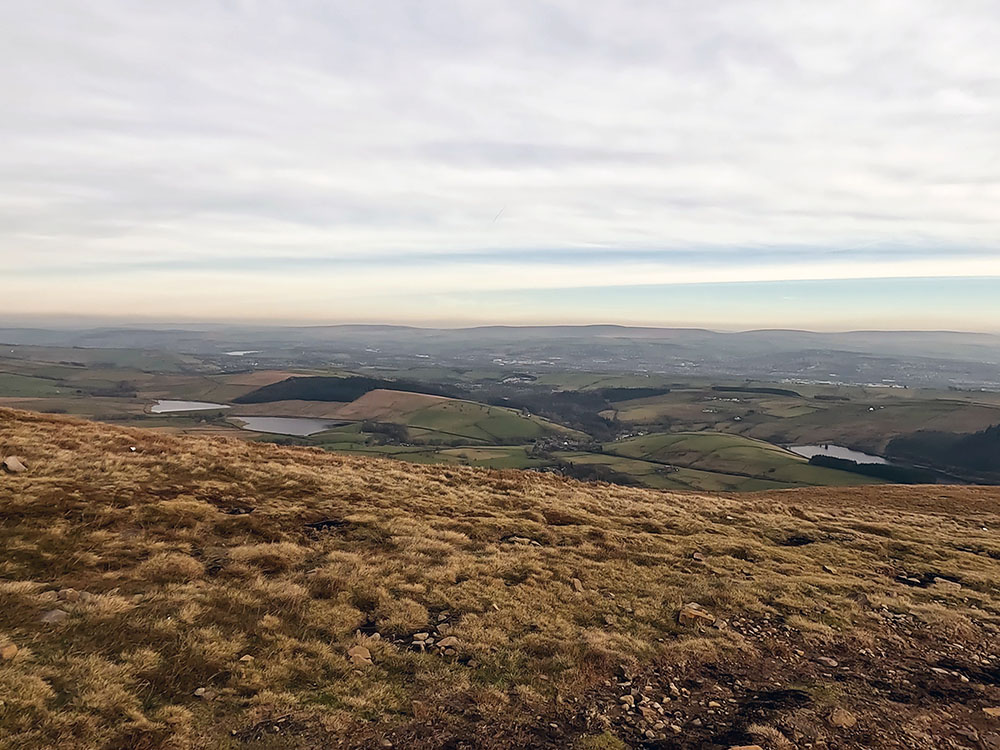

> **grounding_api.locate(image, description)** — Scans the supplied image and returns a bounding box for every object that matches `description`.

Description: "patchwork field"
[607,432,882,488]
[606,385,1000,453]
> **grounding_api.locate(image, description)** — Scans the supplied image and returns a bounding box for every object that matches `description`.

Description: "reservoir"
[789,444,888,464]
[231,416,340,436]
[151,400,230,413]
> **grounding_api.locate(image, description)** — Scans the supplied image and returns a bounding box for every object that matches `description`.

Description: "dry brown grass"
[1,407,999,749]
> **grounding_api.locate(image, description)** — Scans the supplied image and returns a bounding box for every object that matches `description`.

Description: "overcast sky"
[2,1,999,328]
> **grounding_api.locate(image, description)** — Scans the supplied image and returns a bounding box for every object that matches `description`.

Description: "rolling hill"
[1,408,999,750]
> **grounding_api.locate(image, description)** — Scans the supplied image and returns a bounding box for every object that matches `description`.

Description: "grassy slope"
[332,389,583,444]
[1,409,1000,750]
[608,432,882,487]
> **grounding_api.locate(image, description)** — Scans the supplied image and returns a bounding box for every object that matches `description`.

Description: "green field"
[604,383,1000,454]
[403,400,574,443]
[0,373,71,398]
[593,431,882,490]
[553,450,794,491]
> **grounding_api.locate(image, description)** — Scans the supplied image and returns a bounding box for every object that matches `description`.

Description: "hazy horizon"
[3,2,999,329]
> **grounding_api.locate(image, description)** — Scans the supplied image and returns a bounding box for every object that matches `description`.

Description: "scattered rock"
[58,588,80,603]
[194,687,217,701]
[984,707,1000,718]
[692,552,705,561]
[817,656,839,668]
[931,577,962,592]
[822,564,837,574]
[2,456,27,473]
[0,644,17,660]
[40,608,68,624]
[678,602,716,627]
[437,636,459,649]
[730,746,765,750]
[413,632,430,641]
[505,536,536,546]
[829,707,857,728]
[571,577,584,592]
[347,645,373,666]
[239,654,254,663]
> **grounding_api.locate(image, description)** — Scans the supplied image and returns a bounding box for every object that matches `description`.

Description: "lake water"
[231,416,340,436]
[151,400,230,413]
[789,444,889,465]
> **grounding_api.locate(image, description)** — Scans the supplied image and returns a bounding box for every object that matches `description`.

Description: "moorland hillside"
[1,408,999,749]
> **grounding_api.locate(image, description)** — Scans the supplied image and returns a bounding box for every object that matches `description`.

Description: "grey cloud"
[1,0,999,282]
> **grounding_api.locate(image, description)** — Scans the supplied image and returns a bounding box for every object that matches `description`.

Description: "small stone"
[984,707,1000,718]
[571,577,584,592]
[347,645,373,666]
[639,706,658,722]
[193,687,206,697]
[238,654,254,662]
[0,644,17,660]
[678,602,716,627]
[413,632,430,641]
[437,636,459,649]
[380,740,393,748]
[40,609,68,624]
[2,456,27,473]
[692,552,705,561]
[931,577,962,592]
[822,564,836,574]
[58,588,80,603]
[817,656,839,668]
[829,707,857,728]
[708,700,721,708]
[729,746,765,750]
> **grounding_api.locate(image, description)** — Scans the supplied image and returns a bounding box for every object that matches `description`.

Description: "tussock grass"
[1,408,999,749]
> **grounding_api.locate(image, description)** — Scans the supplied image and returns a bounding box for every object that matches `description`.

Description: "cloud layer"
[2,1,999,324]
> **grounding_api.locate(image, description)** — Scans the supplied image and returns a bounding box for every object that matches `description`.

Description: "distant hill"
[2,407,999,749]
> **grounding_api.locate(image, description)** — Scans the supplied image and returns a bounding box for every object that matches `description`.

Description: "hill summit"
[1,408,999,749]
